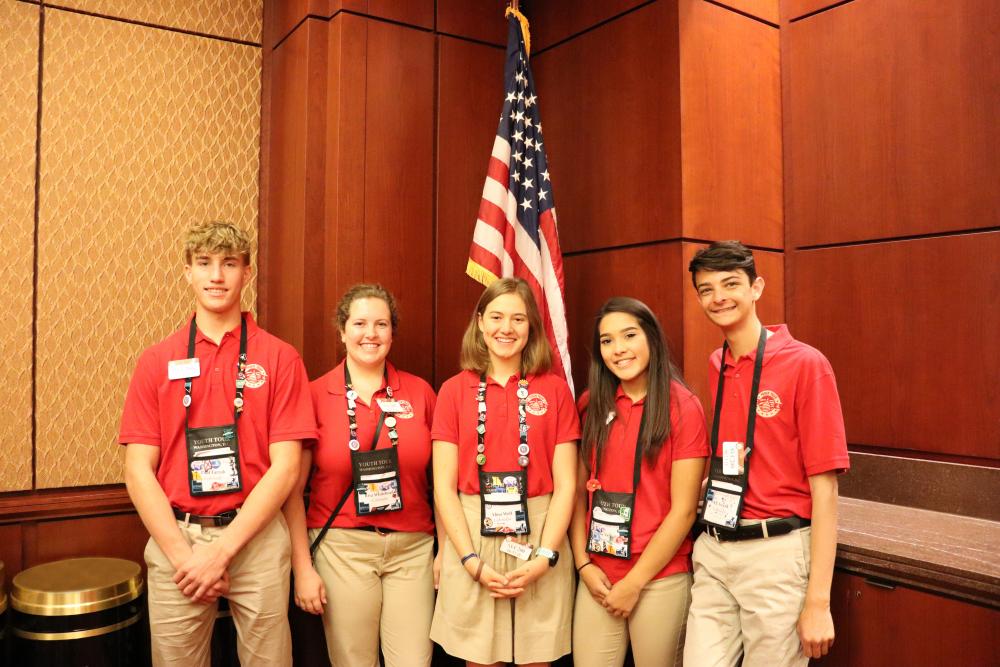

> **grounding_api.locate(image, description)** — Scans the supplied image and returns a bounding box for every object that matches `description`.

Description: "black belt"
[353,525,396,535]
[173,507,239,527]
[707,516,810,542]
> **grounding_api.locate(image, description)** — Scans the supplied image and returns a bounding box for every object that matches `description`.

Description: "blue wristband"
[460,552,479,565]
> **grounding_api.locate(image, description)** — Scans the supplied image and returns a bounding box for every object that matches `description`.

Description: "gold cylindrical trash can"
[11,557,148,667]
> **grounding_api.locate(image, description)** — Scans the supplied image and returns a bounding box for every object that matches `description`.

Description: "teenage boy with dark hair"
[684,240,849,666]
[119,222,317,667]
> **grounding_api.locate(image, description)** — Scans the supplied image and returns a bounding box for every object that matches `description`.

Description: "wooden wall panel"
[711,0,780,24]
[682,243,784,413]
[533,0,681,254]
[0,525,24,587]
[332,0,433,30]
[264,19,328,376]
[838,572,1000,666]
[781,0,849,22]
[787,234,1000,460]
[362,20,435,381]
[36,9,261,488]
[34,513,147,567]
[680,0,782,248]
[564,244,685,395]
[785,0,1000,247]
[0,0,38,492]
[437,0,508,45]
[321,14,368,378]
[530,0,651,51]
[267,0,328,49]
[435,37,506,385]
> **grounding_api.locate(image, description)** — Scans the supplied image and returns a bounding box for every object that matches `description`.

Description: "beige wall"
[0,0,262,491]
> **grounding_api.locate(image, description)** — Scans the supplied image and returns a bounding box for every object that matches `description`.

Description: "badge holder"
[585,407,645,559]
[479,469,530,536]
[187,425,243,496]
[587,490,636,559]
[183,315,247,497]
[351,443,403,515]
[698,328,767,533]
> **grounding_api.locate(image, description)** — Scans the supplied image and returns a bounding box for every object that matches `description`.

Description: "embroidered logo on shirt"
[525,393,548,416]
[395,399,415,419]
[756,390,782,418]
[243,363,267,389]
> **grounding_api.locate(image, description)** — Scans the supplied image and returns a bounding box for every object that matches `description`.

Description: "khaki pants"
[310,527,435,667]
[684,527,812,667]
[145,514,292,667]
[573,572,691,667]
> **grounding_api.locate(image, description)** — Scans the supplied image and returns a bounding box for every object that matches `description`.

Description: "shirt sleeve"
[118,348,163,446]
[796,359,850,476]
[268,346,319,443]
[301,382,322,450]
[672,392,710,460]
[430,378,460,443]
[553,378,581,443]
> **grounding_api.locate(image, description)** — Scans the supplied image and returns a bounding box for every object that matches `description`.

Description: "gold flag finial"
[505,4,531,57]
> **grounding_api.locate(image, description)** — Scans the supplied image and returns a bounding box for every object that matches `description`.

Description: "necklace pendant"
[349,439,361,451]
[517,455,529,468]
[476,453,487,466]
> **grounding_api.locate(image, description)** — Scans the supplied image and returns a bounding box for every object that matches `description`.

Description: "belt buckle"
[708,526,720,541]
[216,510,238,526]
[373,526,387,537]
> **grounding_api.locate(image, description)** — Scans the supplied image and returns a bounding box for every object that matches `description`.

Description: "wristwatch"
[535,547,559,567]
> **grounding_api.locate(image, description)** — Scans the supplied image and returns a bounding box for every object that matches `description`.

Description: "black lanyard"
[711,327,767,460]
[476,374,530,468]
[344,364,394,451]
[183,314,247,428]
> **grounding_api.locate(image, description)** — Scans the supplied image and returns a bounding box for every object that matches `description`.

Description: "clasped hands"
[172,541,231,604]
[580,563,641,618]
[465,555,550,599]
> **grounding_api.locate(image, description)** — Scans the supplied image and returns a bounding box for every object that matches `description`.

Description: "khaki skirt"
[431,493,574,664]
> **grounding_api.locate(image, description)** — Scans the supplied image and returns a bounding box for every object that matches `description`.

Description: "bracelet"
[473,560,485,583]
[576,561,595,573]
[460,552,479,566]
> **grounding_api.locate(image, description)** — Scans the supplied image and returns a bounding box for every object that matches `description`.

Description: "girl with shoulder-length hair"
[282,283,440,667]
[570,297,709,667]
[431,277,579,667]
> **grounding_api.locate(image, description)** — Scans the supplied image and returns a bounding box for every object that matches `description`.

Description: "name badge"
[587,490,635,560]
[702,481,742,529]
[186,424,242,496]
[376,399,404,413]
[722,441,743,476]
[168,358,201,380]
[352,448,403,515]
[499,536,534,561]
[479,471,530,536]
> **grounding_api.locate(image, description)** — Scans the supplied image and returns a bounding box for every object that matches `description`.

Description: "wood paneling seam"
[795,226,1000,252]
[532,0,658,57]
[702,0,779,28]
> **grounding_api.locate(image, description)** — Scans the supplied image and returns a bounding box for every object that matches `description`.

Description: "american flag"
[466,11,573,393]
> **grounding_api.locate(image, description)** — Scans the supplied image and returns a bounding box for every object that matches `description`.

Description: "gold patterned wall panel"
[36,9,261,488]
[0,1,39,492]
[53,0,263,43]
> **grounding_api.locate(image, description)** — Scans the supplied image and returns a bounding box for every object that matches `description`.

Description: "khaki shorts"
[431,493,573,664]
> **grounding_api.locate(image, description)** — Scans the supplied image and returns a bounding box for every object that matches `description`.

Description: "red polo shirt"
[584,382,709,584]
[119,313,317,515]
[432,370,580,496]
[305,361,436,534]
[709,324,850,520]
